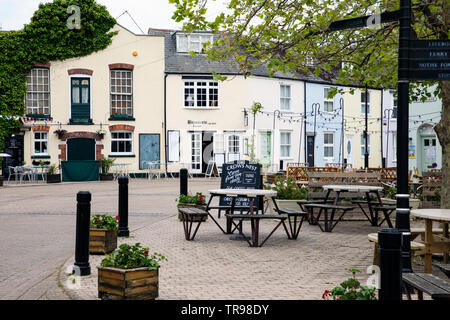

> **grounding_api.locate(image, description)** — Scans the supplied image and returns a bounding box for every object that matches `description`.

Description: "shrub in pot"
[268,176,308,213]
[90,214,119,254]
[322,269,377,300]
[46,163,61,183]
[100,158,115,181]
[98,243,167,300]
[176,192,208,221]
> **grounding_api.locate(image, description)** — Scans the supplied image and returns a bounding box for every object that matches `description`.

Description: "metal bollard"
[180,168,188,196]
[378,228,402,300]
[118,176,129,237]
[74,191,91,276]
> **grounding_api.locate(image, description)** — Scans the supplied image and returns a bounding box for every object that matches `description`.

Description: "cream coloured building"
[20,24,165,180]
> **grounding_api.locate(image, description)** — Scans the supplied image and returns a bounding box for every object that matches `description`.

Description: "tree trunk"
[434,81,450,208]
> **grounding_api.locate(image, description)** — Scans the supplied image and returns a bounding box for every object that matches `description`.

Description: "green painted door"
[71,78,91,124]
[67,138,95,161]
[259,131,272,166]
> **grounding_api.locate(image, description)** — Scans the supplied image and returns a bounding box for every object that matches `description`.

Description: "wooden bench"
[178,207,209,241]
[435,264,450,278]
[403,273,450,300]
[410,227,444,241]
[271,197,307,240]
[303,203,353,232]
[301,171,382,226]
[367,233,425,265]
[225,214,287,247]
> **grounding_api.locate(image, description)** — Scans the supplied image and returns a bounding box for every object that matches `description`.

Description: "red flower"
[198,196,204,202]
[115,216,120,220]
[322,290,330,299]
[144,250,149,255]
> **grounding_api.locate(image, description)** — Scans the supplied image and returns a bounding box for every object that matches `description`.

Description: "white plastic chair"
[7,166,20,183]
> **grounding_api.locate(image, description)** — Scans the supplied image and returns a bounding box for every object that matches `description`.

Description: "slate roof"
[149,28,341,83]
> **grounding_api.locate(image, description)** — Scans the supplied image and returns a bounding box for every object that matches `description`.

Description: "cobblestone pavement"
[1,178,447,300]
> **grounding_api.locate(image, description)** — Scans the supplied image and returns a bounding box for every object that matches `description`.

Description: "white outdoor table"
[322,184,385,226]
[411,209,450,273]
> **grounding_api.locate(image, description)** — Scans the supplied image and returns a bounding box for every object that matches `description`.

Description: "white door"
[345,135,353,167]
[190,132,202,174]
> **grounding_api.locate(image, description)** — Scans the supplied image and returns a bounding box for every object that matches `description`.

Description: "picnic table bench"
[403,273,450,300]
[179,207,209,241]
[367,233,425,265]
[435,264,450,278]
[303,203,354,232]
[225,214,287,247]
[271,197,308,240]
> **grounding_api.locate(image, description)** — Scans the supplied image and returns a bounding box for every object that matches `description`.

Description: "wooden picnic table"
[322,184,385,227]
[410,209,450,273]
[207,189,286,247]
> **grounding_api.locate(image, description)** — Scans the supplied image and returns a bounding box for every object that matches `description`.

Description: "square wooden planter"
[98,266,159,300]
[177,203,208,222]
[89,228,117,254]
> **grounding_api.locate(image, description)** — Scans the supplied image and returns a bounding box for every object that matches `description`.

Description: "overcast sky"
[0,0,227,34]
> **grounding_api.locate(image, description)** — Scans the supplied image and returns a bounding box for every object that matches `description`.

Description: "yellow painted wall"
[23,25,165,173]
[343,88,383,169]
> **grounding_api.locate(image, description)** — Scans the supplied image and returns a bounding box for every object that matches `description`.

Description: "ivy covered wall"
[0,0,117,151]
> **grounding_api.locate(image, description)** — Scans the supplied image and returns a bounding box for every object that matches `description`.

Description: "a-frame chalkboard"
[219,160,263,211]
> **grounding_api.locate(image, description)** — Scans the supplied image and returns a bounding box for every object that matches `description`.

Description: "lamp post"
[311,103,320,167]
[384,108,394,168]
[272,110,281,171]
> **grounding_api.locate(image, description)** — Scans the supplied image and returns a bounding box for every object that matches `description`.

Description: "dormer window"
[176,33,213,53]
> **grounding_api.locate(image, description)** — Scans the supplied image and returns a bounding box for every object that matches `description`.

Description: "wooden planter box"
[46,174,61,184]
[89,228,117,254]
[177,203,208,221]
[98,266,159,300]
[99,173,114,181]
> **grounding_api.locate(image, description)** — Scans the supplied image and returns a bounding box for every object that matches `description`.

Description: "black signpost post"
[328,0,450,300]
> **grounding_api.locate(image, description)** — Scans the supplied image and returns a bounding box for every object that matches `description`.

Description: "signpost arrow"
[328,10,400,31]
[408,40,450,81]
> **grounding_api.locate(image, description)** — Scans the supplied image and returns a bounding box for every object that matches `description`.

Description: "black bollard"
[378,228,402,300]
[74,191,91,276]
[180,168,188,196]
[118,176,129,237]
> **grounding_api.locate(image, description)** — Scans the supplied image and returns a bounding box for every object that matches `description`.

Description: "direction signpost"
[327,0,450,294]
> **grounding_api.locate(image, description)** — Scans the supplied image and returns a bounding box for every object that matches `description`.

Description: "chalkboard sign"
[205,160,219,177]
[219,160,262,210]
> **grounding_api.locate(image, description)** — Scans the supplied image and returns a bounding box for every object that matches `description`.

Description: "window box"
[26,114,52,120]
[108,154,136,158]
[31,155,51,159]
[69,118,93,125]
[108,114,135,121]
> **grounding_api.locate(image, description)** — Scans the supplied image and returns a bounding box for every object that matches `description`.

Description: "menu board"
[219,161,262,209]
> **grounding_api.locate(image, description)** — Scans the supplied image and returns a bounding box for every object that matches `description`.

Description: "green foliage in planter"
[100,243,167,271]
[176,192,206,205]
[322,269,377,300]
[47,163,58,175]
[101,157,115,174]
[272,176,308,200]
[0,0,116,152]
[91,214,119,232]
[385,187,397,200]
[418,188,441,202]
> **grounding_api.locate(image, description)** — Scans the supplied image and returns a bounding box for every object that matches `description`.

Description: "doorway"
[189,131,215,174]
[67,138,95,160]
[345,135,354,167]
[306,135,314,167]
[139,134,160,169]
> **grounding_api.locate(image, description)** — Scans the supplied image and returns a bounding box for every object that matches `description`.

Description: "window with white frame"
[110,70,133,116]
[361,134,371,156]
[392,132,397,162]
[111,131,133,154]
[176,33,213,53]
[33,131,48,155]
[280,85,291,110]
[228,135,240,153]
[280,131,291,158]
[324,132,334,158]
[361,91,370,114]
[26,68,50,116]
[184,81,218,108]
[324,88,334,112]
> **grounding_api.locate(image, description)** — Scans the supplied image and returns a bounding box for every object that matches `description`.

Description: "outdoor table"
[111,163,131,179]
[322,184,385,226]
[206,189,278,245]
[410,209,450,273]
[31,165,49,182]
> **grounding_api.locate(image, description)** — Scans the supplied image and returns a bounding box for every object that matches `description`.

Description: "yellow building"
[343,88,383,169]
[21,25,165,180]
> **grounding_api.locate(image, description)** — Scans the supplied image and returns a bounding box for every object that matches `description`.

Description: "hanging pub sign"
[408,40,450,81]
